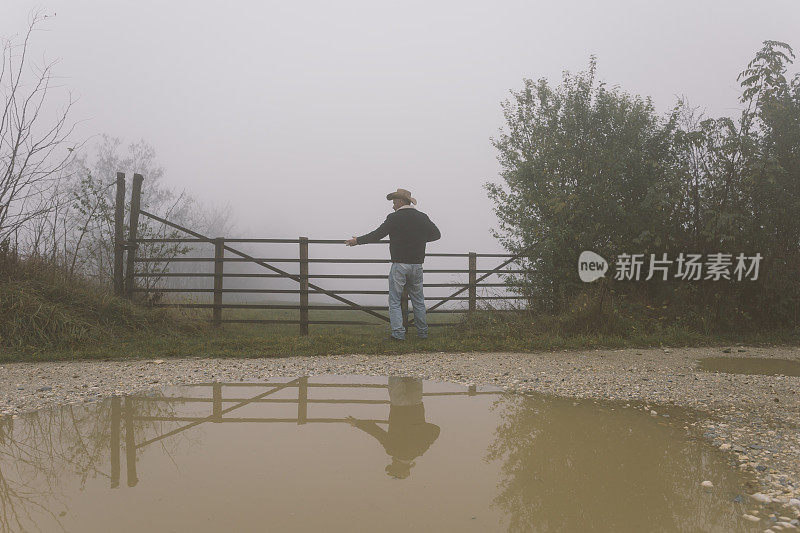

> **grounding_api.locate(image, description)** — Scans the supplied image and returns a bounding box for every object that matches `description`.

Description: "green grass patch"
[2,308,798,363]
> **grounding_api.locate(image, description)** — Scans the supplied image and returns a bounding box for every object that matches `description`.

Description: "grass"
[2,252,798,363]
[0,252,200,355]
[2,306,798,363]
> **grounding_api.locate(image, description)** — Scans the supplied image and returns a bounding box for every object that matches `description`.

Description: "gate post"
[110,395,121,488]
[113,173,126,297]
[468,252,477,313]
[123,396,138,487]
[299,237,309,336]
[213,238,224,327]
[124,174,143,298]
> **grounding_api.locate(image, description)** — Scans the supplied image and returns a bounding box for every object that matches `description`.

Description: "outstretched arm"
[345,216,392,246]
[346,416,389,447]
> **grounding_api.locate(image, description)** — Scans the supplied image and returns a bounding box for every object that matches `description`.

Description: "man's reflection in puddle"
[346,376,440,479]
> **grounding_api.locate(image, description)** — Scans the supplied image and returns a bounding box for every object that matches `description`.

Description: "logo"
[576,251,762,282]
[578,251,608,282]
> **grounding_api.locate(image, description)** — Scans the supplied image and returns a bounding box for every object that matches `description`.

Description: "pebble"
[701,480,714,489]
[744,514,761,522]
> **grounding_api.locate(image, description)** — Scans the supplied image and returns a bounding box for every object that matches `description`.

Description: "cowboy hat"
[386,188,417,205]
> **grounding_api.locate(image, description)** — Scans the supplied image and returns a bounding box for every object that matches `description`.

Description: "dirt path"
[2,345,799,519]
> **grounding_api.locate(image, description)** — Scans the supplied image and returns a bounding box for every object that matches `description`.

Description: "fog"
[2,0,798,254]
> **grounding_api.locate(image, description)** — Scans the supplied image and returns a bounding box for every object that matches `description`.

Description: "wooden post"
[124,174,143,298]
[110,395,121,488]
[297,376,308,425]
[113,173,126,297]
[468,252,477,313]
[401,286,409,332]
[124,396,138,487]
[299,237,309,336]
[213,239,224,327]
[212,382,222,422]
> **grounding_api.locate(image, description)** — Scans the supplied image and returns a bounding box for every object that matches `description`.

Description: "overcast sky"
[3,0,799,255]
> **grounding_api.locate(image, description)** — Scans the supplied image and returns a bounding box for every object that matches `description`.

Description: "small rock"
[36,386,52,392]
[789,499,800,509]
[743,514,761,522]
[752,493,772,503]
[701,480,714,489]
[720,443,732,451]
[152,359,165,365]
[650,410,657,417]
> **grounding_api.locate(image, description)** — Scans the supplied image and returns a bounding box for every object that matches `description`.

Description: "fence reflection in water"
[110,376,497,488]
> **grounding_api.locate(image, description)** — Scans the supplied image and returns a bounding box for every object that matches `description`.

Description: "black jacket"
[356,208,441,264]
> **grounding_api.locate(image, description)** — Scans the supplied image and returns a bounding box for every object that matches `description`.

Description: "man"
[345,189,440,340]
[345,376,441,479]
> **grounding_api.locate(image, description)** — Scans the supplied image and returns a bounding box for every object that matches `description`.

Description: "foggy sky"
[3,0,799,255]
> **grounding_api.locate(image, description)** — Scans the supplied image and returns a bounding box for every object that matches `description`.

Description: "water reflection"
[346,376,441,478]
[486,395,752,532]
[0,392,183,532]
[0,376,756,533]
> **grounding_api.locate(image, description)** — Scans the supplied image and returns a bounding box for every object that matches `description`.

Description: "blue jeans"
[388,263,427,340]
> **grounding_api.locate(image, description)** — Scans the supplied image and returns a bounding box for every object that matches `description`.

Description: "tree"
[487,44,800,330]
[67,135,234,294]
[735,41,800,324]
[486,58,680,314]
[0,12,77,245]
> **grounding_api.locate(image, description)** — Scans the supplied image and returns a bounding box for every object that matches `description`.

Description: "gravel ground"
[2,346,799,523]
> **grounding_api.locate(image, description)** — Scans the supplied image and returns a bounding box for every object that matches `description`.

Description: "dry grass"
[0,250,199,350]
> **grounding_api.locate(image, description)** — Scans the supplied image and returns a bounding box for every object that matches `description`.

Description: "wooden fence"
[112,173,531,334]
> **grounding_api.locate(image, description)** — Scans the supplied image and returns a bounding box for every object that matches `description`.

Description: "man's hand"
[345,236,357,247]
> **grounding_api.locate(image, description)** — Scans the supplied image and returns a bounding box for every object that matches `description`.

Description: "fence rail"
[113,174,532,335]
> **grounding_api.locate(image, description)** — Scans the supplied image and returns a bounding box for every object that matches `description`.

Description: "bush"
[487,42,800,331]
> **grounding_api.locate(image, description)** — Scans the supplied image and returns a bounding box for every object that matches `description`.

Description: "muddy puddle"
[0,375,761,532]
[698,357,800,377]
